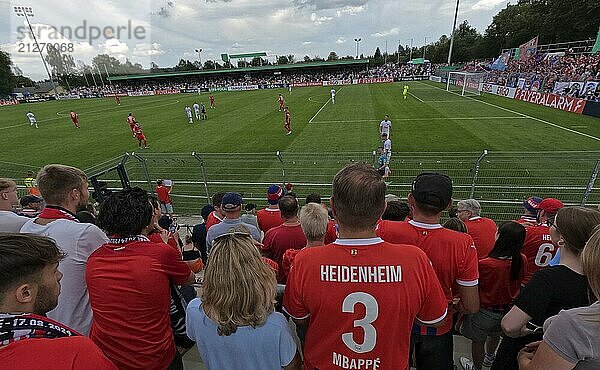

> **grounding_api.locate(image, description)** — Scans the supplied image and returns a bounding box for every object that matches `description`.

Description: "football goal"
[446,72,485,96]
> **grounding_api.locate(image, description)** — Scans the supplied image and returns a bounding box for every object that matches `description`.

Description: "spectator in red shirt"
[458,199,498,259]
[257,184,284,233]
[88,188,195,370]
[155,180,173,216]
[305,192,337,244]
[205,192,225,230]
[262,195,307,284]
[515,197,542,226]
[0,233,117,370]
[459,221,527,370]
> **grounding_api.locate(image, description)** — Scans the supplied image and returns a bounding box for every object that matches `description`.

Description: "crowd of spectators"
[2,163,600,370]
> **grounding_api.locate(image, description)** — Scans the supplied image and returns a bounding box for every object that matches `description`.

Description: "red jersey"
[86,239,192,370]
[464,216,497,259]
[156,185,171,204]
[521,224,556,285]
[257,207,284,233]
[69,112,78,123]
[148,230,179,252]
[0,336,117,370]
[209,95,215,102]
[376,219,479,335]
[262,223,307,283]
[478,255,527,311]
[284,238,448,370]
[205,211,222,230]
[324,219,338,244]
[285,111,291,123]
[127,116,136,125]
[515,215,537,226]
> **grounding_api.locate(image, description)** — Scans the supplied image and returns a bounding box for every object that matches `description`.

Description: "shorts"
[160,202,173,214]
[459,308,505,342]
[136,134,146,140]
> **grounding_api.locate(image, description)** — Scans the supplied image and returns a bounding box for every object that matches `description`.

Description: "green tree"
[250,56,264,66]
[277,55,289,64]
[303,55,311,62]
[327,51,339,61]
[0,51,14,96]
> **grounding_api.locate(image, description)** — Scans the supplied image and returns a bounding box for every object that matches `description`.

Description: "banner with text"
[514,89,587,114]
[0,99,19,106]
[479,83,517,98]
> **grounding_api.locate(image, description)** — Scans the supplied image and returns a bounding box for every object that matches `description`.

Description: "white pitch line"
[308,87,343,123]
[421,81,600,142]
[408,92,424,103]
[313,116,528,124]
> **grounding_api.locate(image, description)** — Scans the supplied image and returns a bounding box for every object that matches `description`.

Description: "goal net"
[446,72,485,96]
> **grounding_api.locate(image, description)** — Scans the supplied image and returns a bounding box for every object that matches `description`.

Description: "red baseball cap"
[534,198,564,214]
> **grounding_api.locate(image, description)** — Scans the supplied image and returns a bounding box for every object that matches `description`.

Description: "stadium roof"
[107,59,369,81]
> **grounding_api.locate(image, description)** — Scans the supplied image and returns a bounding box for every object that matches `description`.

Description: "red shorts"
[136,134,146,140]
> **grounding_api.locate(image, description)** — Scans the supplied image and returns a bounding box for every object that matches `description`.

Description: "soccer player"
[278,94,285,111]
[380,114,391,139]
[403,85,410,100]
[115,95,121,105]
[201,103,207,120]
[288,84,292,94]
[127,113,137,137]
[26,111,38,128]
[284,163,448,370]
[376,147,387,176]
[376,172,480,370]
[284,106,292,135]
[133,123,148,149]
[209,95,215,109]
[330,87,336,104]
[381,133,391,164]
[69,111,80,128]
[192,101,200,120]
[185,105,193,124]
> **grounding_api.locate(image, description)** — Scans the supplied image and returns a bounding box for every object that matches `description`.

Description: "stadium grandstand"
[2,1,600,370]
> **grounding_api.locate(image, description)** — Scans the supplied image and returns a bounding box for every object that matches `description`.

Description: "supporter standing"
[376,172,480,370]
[492,206,600,370]
[88,188,195,370]
[284,164,448,370]
[459,222,527,370]
[257,184,285,233]
[0,178,30,232]
[305,192,338,244]
[261,196,307,284]
[240,202,259,230]
[19,195,43,217]
[515,196,542,226]
[205,192,261,254]
[518,224,600,369]
[191,204,215,263]
[205,192,226,229]
[521,198,563,285]
[457,199,498,259]
[156,179,174,215]
[20,165,108,335]
[0,233,117,370]
[186,232,302,370]
[381,200,410,221]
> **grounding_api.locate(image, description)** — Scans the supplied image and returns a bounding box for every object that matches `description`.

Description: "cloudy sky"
[0,0,508,80]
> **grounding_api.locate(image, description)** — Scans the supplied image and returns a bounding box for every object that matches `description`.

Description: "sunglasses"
[547,216,559,232]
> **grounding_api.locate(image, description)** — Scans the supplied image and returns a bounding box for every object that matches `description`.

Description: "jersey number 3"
[341,292,378,354]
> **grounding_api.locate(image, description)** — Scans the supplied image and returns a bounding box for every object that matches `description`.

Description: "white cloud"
[371,27,400,38]
[133,42,165,56]
[471,0,507,10]
[336,5,366,17]
[310,12,333,25]
[99,38,130,55]
[302,41,312,45]
[336,37,346,44]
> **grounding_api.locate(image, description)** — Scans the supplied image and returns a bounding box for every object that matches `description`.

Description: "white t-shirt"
[193,103,200,112]
[330,89,336,97]
[0,210,30,232]
[383,138,392,153]
[20,218,109,335]
[185,107,192,116]
[26,112,36,122]
[380,120,392,134]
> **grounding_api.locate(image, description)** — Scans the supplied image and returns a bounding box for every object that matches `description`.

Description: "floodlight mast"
[14,6,59,97]
[195,48,203,69]
[354,38,361,59]
[447,0,460,65]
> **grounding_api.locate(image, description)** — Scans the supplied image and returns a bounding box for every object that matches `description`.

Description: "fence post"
[581,159,600,206]
[192,152,211,203]
[470,149,488,198]
[276,151,286,187]
[131,152,154,193]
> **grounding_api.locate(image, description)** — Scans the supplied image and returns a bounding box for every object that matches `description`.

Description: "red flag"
[519,36,538,61]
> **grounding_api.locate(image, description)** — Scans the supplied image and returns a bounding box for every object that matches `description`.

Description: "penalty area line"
[311,116,528,124]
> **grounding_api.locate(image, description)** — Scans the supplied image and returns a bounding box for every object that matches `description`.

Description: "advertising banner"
[429,76,442,83]
[154,89,180,95]
[0,99,19,106]
[208,87,228,92]
[103,93,128,97]
[552,82,570,95]
[227,85,259,91]
[292,82,323,87]
[127,91,155,97]
[514,89,587,114]
[356,77,394,84]
[479,83,517,98]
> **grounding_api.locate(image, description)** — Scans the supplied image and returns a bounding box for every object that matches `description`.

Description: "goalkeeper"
[403,85,409,100]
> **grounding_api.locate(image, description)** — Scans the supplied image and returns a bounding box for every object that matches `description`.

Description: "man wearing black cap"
[19,195,43,217]
[205,192,262,255]
[377,172,480,370]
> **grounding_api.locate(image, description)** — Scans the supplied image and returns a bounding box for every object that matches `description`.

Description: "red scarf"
[0,313,80,346]
[37,206,78,222]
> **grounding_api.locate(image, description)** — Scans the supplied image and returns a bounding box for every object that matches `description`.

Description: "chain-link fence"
[2,151,599,222]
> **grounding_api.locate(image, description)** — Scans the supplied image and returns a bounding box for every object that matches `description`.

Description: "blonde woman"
[185,232,301,370]
[518,223,600,370]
